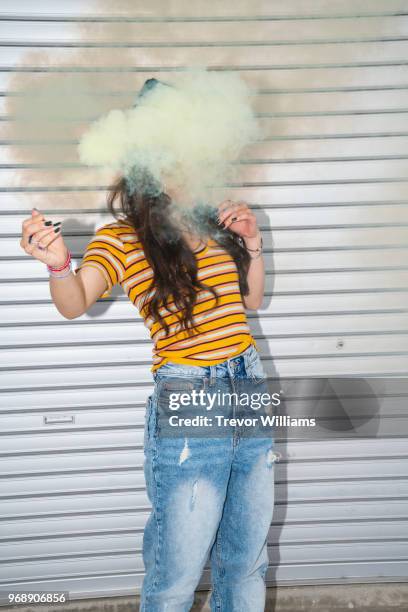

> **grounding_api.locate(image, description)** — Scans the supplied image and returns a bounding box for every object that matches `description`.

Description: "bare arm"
[20,208,110,319]
[242,231,264,310]
[50,266,109,319]
[217,200,265,310]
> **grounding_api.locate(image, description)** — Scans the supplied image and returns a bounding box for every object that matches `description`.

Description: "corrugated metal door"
[1,0,408,601]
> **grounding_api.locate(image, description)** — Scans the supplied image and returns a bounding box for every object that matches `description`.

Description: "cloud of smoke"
[5,0,385,213]
[77,67,260,210]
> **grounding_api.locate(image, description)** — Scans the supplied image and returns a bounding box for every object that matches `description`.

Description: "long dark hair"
[107,173,251,336]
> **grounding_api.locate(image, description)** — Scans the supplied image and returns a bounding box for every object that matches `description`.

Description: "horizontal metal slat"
[2,452,408,483]
[3,64,408,94]
[1,378,407,413]
[1,535,408,575]
[1,1,406,19]
[2,493,407,525]
[2,469,407,503]
[4,113,408,142]
[1,290,407,320]
[2,273,408,302]
[0,136,408,165]
[2,538,408,587]
[2,561,408,597]
[3,253,408,277]
[13,90,408,124]
[2,332,408,369]
[1,516,407,549]
[3,159,408,188]
[1,396,407,436]
[3,185,408,211]
[2,40,408,68]
[0,15,407,45]
[1,355,408,390]
[3,205,408,233]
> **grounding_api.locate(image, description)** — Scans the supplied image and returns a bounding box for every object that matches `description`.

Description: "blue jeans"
[140,344,279,612]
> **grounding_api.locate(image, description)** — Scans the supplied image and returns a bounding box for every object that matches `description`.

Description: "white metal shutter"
[1,0,408,602]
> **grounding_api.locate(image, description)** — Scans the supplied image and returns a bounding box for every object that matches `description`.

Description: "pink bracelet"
[47,250,71,272]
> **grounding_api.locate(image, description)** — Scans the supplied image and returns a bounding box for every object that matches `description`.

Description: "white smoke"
[77,67,260,209]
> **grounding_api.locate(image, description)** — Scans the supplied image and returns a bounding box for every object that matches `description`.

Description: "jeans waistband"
[153,342,259,381]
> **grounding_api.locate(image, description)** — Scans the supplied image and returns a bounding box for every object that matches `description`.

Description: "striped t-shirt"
[74,221,256,371]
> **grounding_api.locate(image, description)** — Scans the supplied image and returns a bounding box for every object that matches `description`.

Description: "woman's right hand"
[20,208,69,268]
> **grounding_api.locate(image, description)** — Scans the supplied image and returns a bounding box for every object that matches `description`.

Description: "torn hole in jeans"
[179,438,191,465]
[266,448,282,467]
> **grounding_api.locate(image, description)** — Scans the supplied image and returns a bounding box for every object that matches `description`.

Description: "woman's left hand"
[217,200,259,239]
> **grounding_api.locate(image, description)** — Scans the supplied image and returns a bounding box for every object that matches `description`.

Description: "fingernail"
[44,220,52,226]
[28,234,33,244]
[54,226,61,233]
[53,221,62,226]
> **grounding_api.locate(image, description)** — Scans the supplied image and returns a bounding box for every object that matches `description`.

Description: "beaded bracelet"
[48,263,73,279]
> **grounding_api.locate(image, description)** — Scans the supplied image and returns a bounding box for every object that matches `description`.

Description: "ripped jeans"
[140,343,280,612]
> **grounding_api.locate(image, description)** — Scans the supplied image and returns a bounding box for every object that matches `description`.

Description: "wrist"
[48,265,73,279]
[243,231,262,249]
[47,249,73,278]
[47,249,71,272]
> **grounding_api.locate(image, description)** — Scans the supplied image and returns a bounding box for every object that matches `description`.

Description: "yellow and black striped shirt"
[74,221,256,371]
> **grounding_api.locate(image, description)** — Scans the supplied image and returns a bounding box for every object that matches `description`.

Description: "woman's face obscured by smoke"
[77,67,260,214]
[161,162,192,206]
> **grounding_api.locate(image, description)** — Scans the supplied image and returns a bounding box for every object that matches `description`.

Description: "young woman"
[20,174,278,612]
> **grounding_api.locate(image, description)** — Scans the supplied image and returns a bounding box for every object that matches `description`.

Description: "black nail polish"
[54,226,61,233]
[44,220,52,226]
[28,234,33,243]
[53,221,62,226]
